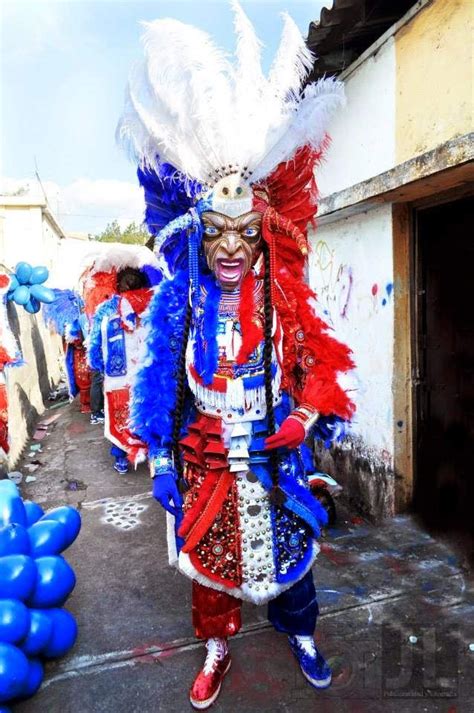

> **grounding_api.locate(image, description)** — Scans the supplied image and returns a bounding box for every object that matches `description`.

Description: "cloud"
[2,1,67,61]
[58,178,144,234]
[1,177,144,236]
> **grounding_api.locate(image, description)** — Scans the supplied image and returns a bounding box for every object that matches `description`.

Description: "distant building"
[307,0,473,529]
[0,194,107,289]
[0,194,66,273]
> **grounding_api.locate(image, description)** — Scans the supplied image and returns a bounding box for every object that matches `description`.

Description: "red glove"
[264,417,305,450]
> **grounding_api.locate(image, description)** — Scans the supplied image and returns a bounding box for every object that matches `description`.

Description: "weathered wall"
[317,36,396,197]
[0,204,60,271]
[5,304,63,468]
[308,205,395,520]
[395,0,473,163]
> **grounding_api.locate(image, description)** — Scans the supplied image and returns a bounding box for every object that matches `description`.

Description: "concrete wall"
[317,36,396,197]
[395,0,473,163]
[0,204,61,272]
[317,0,473,201]
[308,0,473,520]
[5,304,63,468]
[309,206,395,520]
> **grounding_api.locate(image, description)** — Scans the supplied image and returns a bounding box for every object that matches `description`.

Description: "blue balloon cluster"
[7,263,55,314]
[0,481,81,706]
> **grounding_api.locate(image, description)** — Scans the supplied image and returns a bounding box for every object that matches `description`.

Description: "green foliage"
[91,220,149,245]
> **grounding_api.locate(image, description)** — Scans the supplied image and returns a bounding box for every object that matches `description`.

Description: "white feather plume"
[117,2,345,187]
[268,12,315,103]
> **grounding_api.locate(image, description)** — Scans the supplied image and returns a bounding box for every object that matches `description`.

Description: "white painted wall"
[317,37,396,197]
[308,205,394,462]
[0,204,61,272]
[50,237,98,289]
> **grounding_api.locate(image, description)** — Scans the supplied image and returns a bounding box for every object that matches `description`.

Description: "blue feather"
[42,289,83,336]
[312,415,349,448]
[194,275,220,385]
[137,163,201,275]
[130,272,189,454]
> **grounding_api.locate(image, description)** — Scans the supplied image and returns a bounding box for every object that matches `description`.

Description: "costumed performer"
[86,246,162,473]
[118,4,355,708]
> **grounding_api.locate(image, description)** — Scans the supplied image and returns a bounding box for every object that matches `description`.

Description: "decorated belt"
[188,362,277,393]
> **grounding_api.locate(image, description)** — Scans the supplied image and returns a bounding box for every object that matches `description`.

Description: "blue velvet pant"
[192,570,318,639]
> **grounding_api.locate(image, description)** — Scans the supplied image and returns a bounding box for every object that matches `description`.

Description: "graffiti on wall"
[311,240,393,325]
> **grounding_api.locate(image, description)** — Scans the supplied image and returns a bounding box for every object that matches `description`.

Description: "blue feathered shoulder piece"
[137,162,201,275]
[130,271,189,454]
[87,295,120,372]
[42,289,83,336]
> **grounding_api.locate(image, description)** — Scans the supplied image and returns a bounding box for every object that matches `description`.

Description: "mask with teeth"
[201,210,262,291]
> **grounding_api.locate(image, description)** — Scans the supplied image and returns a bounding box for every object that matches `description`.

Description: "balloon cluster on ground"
[0,481,80,705]
[7,263,55,314]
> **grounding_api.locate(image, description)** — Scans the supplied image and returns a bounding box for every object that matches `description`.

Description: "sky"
[1,0,327,235]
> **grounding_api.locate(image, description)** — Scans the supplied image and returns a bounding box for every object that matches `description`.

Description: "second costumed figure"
[119,4,355,709]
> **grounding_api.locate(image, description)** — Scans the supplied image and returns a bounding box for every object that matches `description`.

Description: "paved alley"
[13,400,474,713]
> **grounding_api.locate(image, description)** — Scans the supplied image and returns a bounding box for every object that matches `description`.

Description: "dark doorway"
[413,196,473,555]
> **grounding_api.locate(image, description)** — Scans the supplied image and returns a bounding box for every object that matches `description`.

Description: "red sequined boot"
[189,638,231,710]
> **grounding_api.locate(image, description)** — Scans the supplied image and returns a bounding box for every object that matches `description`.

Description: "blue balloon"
[0,643,29,703]
[29,285,55,304]
[0,599,30,644]
[12,286,30,306]
[20,658,44,699]
[28,520,68,557]
[29,266,49,285]
[27,556,76,608]
[0,556,36,602]
[23,501,44,527]
[24,297,41,315]
[14,263,32,286]
[0,483,18,497]
[0,492,27,527]
[0,706,12,712]
[40,507,81,549]
[19,609,53,657]
[42,609,77,658]
[0,524,30,557]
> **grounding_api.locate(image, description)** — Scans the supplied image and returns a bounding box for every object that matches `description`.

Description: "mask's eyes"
[204,226,219,237]
[243,227,259,238]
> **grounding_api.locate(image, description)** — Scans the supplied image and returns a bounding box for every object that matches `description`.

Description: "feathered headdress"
[118,1,343,189]
[117,2,344,270]
[79,244,162,317]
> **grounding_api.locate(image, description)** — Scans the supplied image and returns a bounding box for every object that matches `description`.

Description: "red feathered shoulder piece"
[82,269,117,318]
[254,141,355,421]
[274,269,355,420]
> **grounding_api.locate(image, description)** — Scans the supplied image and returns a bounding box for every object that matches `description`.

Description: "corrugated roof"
[307,0,415,80]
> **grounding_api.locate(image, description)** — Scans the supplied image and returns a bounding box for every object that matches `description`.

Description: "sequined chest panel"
[186,282,282,422]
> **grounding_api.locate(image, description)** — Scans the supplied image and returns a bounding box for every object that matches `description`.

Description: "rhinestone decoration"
[273,508,310,577]
[235,467,276,592]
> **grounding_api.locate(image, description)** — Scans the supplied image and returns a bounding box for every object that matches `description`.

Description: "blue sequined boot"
[113,455,129,475]
[288,635,332,689]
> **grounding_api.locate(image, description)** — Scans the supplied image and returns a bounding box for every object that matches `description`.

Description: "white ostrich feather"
[117,2,345,187]
[268,12,315,103]
[81,244,160,276]
[251,78,346,183]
